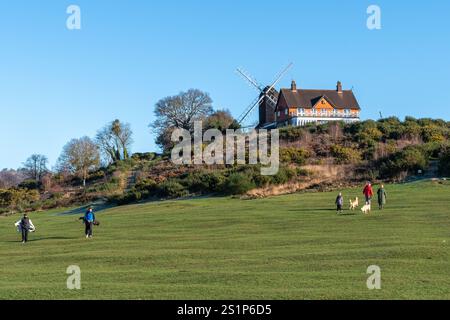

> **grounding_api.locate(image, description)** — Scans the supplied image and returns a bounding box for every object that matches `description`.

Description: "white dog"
[361,203,371,214]
[349,197,359,210]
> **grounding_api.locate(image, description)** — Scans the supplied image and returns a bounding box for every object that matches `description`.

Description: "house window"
[298,108,304,114]
[277,111,281,117]
[285,109,288,115]
[312,108,316,114]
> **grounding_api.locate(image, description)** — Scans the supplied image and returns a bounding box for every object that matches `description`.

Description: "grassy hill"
[2,118,450,215]
[1,180,449,300]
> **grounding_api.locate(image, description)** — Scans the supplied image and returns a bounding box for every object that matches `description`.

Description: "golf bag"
[14,219,36,233]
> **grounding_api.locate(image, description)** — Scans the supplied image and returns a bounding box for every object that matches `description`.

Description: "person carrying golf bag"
[81,207,96,239]
[15,214,35,244]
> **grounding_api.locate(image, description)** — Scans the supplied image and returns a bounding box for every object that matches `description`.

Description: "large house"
[259,81,361,128]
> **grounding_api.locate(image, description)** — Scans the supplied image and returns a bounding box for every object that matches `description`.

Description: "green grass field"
[1,180,450,300]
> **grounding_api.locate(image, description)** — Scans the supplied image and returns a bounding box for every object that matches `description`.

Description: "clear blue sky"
[1,0,449,169]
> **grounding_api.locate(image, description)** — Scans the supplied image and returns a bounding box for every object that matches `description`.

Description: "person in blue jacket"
[82,207,96,238]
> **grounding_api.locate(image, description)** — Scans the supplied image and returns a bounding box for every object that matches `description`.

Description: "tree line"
[0,119,133,189]
[1,89,237,190]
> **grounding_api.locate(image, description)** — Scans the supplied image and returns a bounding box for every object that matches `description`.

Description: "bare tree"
[57,137,100,187]
[0,169,27,188]
[96,119,133,163]
[22,154,49,181]
[152,89,213,150]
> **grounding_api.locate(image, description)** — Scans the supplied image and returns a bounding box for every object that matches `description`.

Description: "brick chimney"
[291,80,297,91]
[337,81,343,93]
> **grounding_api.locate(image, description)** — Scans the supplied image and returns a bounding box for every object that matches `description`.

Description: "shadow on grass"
[4,236,76,243]
[55,203,115,216]
[288,208,338,212]
[288,208,362,216]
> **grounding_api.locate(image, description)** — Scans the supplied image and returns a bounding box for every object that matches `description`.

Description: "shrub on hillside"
[402,119,422,139]
[86,181,119,194]
[179,171,226,193]
[279,126,305,141]
[50,192,64,200]
[157,180,189,199]
[231,165,269,188]
[330,145,362,164]
[108,189,141,205]
[106,159,136,174]
[352,121,383,143]
[134,178,158,193]
[378,146,429,180]
[131,152,159,161]
[377,117,403,140]
[222,172,256,195]
[271,166,296,185]
[87,170,106,183]
[252,174,272,188]
[398,146,429,169]
[0,188,40,212]
[280,147,310,165]
[420,142,449,159]
[296,168,310,177]
[344,121,382,160]
[226,165,296,190]
[18,179,40,190]
[421,125,447,143]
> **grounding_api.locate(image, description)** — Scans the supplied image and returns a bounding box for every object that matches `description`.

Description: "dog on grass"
[349,197,359,210]
[361,203,371,214]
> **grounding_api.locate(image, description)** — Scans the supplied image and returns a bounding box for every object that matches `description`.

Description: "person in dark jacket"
[82,207,96,238]
[20,214,31,244]
[377,185,387,210]
[335,193,344,214]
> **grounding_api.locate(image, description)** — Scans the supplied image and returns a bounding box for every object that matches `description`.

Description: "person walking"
[377,185,387,210]
[16,214,35,244]
[83,207,96,239]
[363,182,374,205]
[335,192,344,214]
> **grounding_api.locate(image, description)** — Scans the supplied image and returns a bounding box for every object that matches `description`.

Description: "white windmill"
[236,63,293,128]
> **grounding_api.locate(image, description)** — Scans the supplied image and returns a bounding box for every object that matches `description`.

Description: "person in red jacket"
[363,182,374,205]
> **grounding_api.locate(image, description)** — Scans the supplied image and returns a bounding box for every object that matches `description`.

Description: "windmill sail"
[236,63,293,127]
